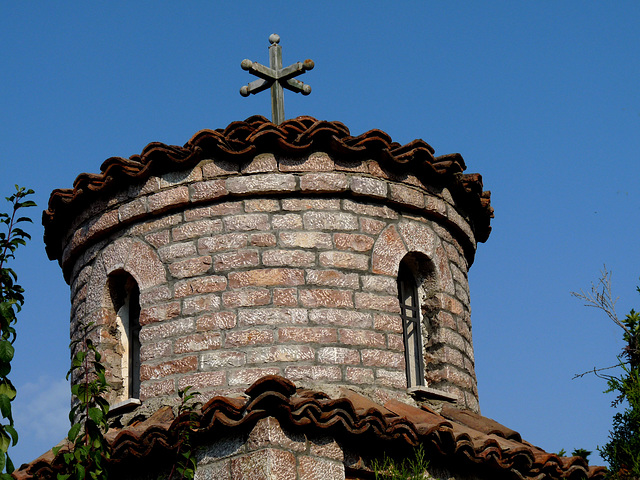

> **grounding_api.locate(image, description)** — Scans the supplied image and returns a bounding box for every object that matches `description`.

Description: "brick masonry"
[65,152,480,411]
[196,417,346,480]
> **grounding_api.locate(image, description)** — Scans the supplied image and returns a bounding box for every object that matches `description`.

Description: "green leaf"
[0,342,14,363]
[0,395,12,422]
[88,407,103,425]
[68,423,81,442]
[0,431,9,452]
[5,425,17,447]
[5,453,13,474]
[0,381,16,401]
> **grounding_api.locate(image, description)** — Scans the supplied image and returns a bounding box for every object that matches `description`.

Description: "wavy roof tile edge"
[14,375,605,480]
[42,116,493,262]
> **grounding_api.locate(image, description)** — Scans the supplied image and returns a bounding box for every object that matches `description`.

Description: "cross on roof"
[240,34,314,125]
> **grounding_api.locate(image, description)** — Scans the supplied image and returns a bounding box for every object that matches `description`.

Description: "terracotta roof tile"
[14,375,605,480]
[43,116,493,262]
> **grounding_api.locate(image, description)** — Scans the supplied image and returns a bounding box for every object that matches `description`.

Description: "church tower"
[43,114,492,414]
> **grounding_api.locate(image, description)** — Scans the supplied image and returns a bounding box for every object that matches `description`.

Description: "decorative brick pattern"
[67,151,480,410]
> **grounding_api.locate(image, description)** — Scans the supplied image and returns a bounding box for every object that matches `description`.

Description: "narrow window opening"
[398,261,425,388]
[109,272,141,400]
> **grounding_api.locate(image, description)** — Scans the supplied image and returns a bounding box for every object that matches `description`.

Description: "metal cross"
[240,34,314,125]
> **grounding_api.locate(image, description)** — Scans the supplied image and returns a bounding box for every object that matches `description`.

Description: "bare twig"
[573,362,628,380]
[570,265,631,336]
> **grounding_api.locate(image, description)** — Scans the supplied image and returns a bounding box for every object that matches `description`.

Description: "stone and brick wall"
[64,151,480,411]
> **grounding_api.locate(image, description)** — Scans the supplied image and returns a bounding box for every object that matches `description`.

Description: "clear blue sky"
[1,1,639,467]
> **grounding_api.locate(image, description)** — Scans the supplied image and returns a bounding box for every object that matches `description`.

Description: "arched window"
[108,272,141,400]
[398,261,425,387]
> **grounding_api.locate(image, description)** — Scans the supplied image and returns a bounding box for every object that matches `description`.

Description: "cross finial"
[240,34,314,125]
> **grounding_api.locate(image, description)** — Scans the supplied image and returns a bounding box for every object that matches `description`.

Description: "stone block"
[230,450,296,480]
[241,153,277,173]
[282,198,340,211]
[374,313,402,333]
[279,152,335,172]
[139,317,195,342]
[201,158,240,178]
[198,233,248,254]
[197,311,237,330]
[371,225,407,276]
[118,198,147,223]
[140,340,171,362]
[174,276,227,298]
[278,231,332,249]
[300,289,353,308]
[225,329,274,347]
[350,176,387,198]
[284,365,342,382]
[238,308,308,326]
[223,214,270,232]
[139,302,181,325]
[247,345,315,364]
[298,456,345,480]
[317,346,360,365]
[250,233,277,247]
[263,249,316,267]
[246,417,306,452]
[305,269,359,289]
[189,179,228,203]
[359,217,386,235]
[158,242,197,262]
[244,198,280,212]
[174,332,222,354]
[222,288,271,308]
[309,309,372,328]
[278,326,337,344]
[228,268,304,288]
[168,256,212,279]
[148,186,189,214]
[200,351,246,370]
[360,275,397,295]
[345,367,375,384]
[125,241,167,289]
[185,201,243,221]
[375,369,407,389]
[389,183,425,208]
[333,233,375,252]
[355,292,400,313]
[140,356,197,381]
[178,371,226,391]
[271,213,303,230]
[361,349,404,368]
[182,294,221,315]
[172,219,223,241]
[339,328,385,348]
[140,378,175,400]
[299,172,349,192]
[273,288,298,306]
[303,211,358,231]
[319,251,369,271]
[226,174,296,194]
[213,249,260,271]
[343,199,398,219]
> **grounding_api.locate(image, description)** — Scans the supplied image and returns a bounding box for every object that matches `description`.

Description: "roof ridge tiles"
[42,115,494,262]
[14,376,604,480]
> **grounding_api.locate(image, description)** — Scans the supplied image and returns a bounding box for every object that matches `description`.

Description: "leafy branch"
[573,268,640,479]
[53,322,110,480]
[0,186,35,478]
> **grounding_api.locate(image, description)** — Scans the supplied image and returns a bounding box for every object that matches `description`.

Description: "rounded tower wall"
[63,150,480,411]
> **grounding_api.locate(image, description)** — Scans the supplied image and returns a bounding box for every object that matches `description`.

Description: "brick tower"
[43,116,492,414]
